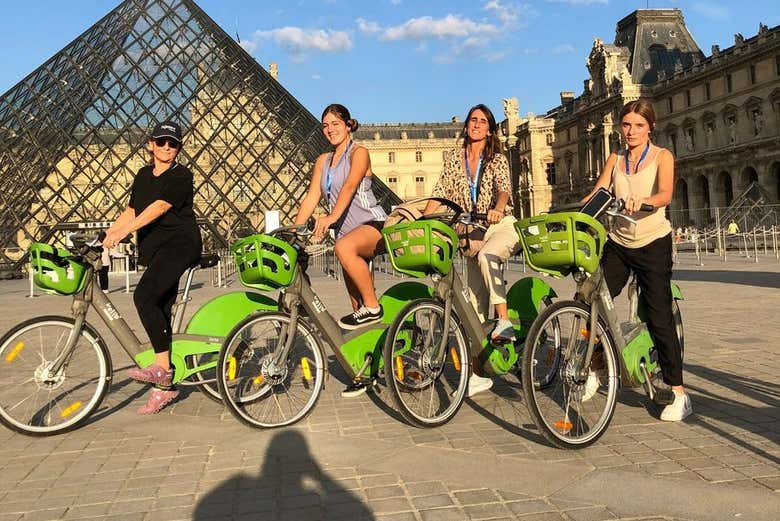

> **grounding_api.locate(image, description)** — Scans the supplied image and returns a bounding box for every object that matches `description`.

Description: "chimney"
[560,91,575,105]
[269,62,278,80]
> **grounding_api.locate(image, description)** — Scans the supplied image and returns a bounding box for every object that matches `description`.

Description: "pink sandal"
[137,388,179,415]
[128,364,173,387]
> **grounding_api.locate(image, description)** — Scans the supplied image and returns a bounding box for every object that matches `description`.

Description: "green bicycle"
[380,200,558,427]
[215,224,442,429]
[0,234,278,436]
[516,195,684,448]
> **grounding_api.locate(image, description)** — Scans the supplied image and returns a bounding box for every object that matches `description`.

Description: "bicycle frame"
[272,265,392,381]
[48,261,223,386]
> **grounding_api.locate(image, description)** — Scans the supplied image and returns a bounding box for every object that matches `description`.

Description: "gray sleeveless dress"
[320,142,387,238]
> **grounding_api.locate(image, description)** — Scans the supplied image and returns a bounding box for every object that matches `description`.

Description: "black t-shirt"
[129,162,201,264]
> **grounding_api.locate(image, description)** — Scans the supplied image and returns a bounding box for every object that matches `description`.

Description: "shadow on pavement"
[466,376,550,446]
[193,430,375,520]
[673,269,780,289]
[684,363,779,464]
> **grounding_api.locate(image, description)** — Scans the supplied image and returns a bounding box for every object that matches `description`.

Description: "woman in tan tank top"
[583,99,692,422]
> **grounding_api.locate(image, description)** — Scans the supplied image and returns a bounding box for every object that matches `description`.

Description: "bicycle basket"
[382,220,459,278]
[515,212,606,277]
[231,233,298,290]
[28,242,89,295]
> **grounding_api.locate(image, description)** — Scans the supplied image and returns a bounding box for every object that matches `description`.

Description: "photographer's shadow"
[194,430,375,520]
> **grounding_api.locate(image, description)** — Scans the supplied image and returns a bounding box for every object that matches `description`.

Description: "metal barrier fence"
[210,248,237,287]
[672,225,780,265]
[668,204,780,231]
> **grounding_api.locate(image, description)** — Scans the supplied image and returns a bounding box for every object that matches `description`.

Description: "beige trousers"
[465,216,520,321]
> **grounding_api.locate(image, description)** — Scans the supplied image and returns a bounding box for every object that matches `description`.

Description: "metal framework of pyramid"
[0,0,399,273]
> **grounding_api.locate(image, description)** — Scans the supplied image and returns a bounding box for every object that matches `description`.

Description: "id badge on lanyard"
[465,149,482,209]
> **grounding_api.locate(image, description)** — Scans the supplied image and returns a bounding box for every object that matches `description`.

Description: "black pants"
[134,247,199,353]
[98,266,109,291]
[601,234,683,386]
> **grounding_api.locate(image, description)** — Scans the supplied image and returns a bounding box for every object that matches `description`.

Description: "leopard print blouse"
[431,148,513,214]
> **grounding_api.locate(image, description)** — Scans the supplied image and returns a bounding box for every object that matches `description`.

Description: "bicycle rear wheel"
[0,316,111,436]
[521,301,618,449]
[217,312,325,429]
[383,299,469,428]
[189,353,221,402]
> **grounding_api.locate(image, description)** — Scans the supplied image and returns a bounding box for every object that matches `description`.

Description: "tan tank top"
[609,145,672,248]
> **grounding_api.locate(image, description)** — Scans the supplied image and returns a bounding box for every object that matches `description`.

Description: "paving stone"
[453,489,501,505]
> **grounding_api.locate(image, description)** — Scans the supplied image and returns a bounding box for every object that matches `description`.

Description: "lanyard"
[465,148,482,206]
[326,141,352,201]
[624,142,650,175]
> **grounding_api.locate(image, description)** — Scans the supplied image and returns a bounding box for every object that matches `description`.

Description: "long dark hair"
[321,103,359,132]
[462,104,501,162]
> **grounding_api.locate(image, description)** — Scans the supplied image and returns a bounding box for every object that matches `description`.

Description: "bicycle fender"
[184,291,278,337]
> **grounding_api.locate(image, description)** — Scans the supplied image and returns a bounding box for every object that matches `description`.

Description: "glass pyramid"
[0,0,399,273]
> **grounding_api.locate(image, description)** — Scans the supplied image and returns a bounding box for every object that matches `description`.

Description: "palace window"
[704,82,711,101]
[387,176,398,190]
[751,108,763,136]
[667,97,673,113]
[684,127,695,152]
[415,150,422,162]
[545,162,556,185]
[545,133,553,145]
[668,132,678,156]
[415,176,425,197]
[776,54,780,76]
[388,151,395,163]
[726,115,737,143]
[749,64,757,85]
[685,89,692,107]
[566,128,571,142]
[726,73,733,93]
[704,121,716,148]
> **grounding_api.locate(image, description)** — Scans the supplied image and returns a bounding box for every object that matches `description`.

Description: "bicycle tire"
[217,312,325,429]
[383,299,469,428]
[0,316,112,436]
[189,353,222,403]
[521,301,618,449]
[672,300,684,356]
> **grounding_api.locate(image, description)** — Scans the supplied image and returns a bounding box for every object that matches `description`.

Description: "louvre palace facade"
[506,9,780,225]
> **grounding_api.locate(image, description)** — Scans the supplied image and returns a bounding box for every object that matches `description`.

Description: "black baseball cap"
[150,120,183,143]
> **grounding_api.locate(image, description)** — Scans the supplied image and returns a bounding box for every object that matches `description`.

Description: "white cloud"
[250,27,352,60]
[390,0,402,5]
[356,17,381,35]
[239,40,257,53]
[691,2,729,20]
[546,0,608,5]
[483,0,535,27]
[552,43,575,54]
[312,74,322,80]
[379,14,500,41]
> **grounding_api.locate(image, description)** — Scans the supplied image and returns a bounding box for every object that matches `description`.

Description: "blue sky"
[0,1,778,123]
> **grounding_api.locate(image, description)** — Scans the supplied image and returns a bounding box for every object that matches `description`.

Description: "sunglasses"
[153,137,180,148]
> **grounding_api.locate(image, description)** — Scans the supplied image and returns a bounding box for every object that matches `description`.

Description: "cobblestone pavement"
[0,253,778,520]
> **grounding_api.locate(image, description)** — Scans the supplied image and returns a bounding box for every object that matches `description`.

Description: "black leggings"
[601,234,683,386]
[134,247,199,353]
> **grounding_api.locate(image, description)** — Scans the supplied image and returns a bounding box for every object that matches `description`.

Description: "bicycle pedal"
[652,387,674,405]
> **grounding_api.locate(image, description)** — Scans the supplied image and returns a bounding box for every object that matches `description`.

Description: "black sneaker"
[338,306,383,330]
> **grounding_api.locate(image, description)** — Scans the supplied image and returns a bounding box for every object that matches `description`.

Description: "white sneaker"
[467,374,493,397]
[581,370,600,402]
[660,391,693,422]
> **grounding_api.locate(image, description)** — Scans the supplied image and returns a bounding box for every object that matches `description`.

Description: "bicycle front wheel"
[521,301,618,449]
[383,299,470,428]
[217,312,325,429]
[0,316,111,436]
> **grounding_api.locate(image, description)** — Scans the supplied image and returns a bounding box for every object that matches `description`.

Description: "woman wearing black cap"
[104,120,202,414]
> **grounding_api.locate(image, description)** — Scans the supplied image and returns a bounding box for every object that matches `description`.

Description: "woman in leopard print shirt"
[425,104,520,396]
